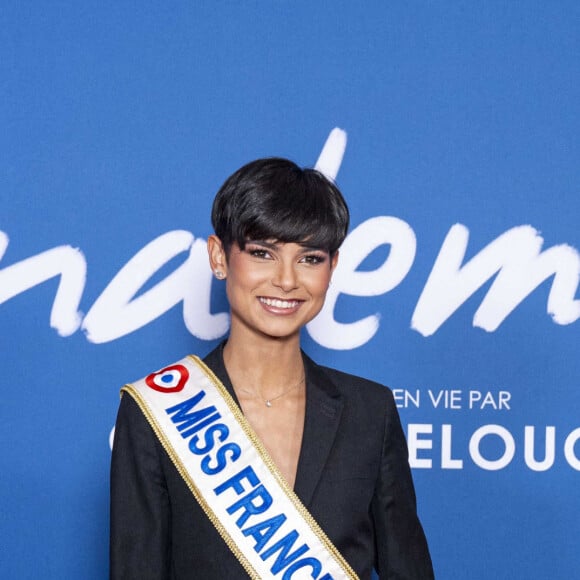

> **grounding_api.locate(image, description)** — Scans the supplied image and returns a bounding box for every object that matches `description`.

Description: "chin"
[255,323,303,341]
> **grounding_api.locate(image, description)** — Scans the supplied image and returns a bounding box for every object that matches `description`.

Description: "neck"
[223,328,304,399]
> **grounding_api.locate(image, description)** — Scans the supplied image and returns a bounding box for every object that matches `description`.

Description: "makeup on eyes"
[243,240,329,264]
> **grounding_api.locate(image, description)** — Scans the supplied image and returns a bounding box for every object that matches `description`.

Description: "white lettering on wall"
[524,426,556,472]
[314,127,347,180]
[412,224,580,337]
[564,428,580,470]
[0,128,578,347]
[0,231,86,336]
[406,423,580,471]
[469,425,516,470]
[441,424,463,469]
[307,216,416,349]
[82,231,229,344]
[408,424,433,469]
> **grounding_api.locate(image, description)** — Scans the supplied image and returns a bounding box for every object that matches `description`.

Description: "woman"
[110,158,434,579]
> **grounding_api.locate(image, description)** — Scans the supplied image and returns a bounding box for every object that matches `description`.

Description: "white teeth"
[259,297,299,309]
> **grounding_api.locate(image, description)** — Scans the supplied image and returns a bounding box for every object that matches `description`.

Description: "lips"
[258,297,302,309]
[257,296,305,316]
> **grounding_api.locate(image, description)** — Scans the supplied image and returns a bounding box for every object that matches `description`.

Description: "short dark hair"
[211,158,349,256]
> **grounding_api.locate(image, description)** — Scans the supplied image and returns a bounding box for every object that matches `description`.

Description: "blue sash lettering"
[282,557,323,579]
[163,394,336,579]
[201,442,241,475]
[260,530,310,573]
[179,411,221,439]
[165,391,207,428]
[189,423,230,455]
[166,391,222,438]
[226,483,273,527]
[242,514,287,552]
[214,465,260,496]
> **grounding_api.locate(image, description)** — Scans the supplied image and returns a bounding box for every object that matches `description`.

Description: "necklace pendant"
[265,400,272,408]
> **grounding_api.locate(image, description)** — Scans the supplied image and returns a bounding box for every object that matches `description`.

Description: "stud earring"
[215,270,225,279]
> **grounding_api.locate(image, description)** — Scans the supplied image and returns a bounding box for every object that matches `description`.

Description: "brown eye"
[301,254,326,265]
[248,248,271,259]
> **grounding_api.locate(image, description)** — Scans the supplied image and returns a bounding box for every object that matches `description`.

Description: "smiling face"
[208,235,338,343]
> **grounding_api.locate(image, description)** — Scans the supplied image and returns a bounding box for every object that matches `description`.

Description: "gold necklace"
[237,374,305,408]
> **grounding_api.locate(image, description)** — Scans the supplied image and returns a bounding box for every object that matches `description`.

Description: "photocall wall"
[2,3,579,579]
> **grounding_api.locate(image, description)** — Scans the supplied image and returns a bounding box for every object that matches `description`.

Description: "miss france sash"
[122,355,358,580]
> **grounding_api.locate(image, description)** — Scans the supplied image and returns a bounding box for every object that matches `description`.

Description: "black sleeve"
[110,393,172,580]
[371,391,435,579]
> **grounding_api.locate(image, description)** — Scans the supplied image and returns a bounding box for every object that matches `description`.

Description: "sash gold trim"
[122,355,359,579]
[121,384,260,579]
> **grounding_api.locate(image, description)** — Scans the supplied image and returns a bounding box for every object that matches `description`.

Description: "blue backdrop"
[2,3,579,578]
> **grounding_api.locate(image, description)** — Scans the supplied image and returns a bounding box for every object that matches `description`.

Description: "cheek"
[226,267,264,295]
[306,271,332,297]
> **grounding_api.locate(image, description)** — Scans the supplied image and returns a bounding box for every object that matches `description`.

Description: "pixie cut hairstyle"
[211,158,349,256]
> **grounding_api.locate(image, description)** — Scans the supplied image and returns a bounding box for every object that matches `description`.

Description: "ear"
[207,235,228,277]
[330,250,339,274]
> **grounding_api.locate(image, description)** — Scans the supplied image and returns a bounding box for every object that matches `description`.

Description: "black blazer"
[110,346,434,579]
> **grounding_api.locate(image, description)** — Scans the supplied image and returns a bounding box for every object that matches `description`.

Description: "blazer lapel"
[294,354,344,508]
[204,344,344,507]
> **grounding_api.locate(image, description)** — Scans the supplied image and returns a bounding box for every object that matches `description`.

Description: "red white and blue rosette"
[145,364,189,393]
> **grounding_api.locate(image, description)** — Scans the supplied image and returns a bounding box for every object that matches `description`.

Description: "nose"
[271,259,298,292]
